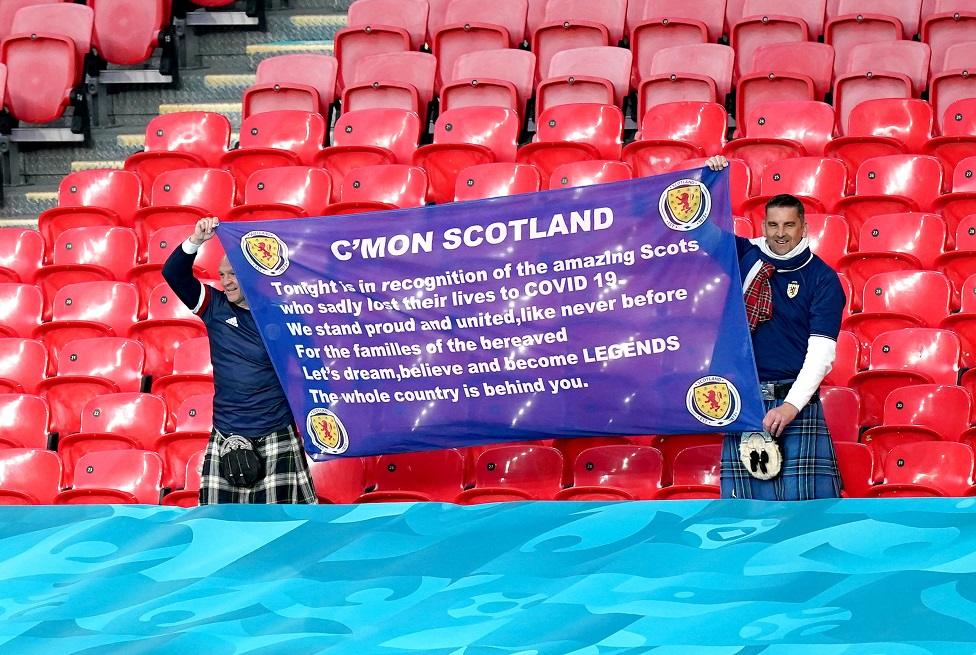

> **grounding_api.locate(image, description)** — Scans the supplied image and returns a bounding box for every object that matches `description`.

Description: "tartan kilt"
[720,397,841,501]
[200,425,318,505]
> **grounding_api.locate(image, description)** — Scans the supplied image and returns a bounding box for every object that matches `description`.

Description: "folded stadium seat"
[150,336,212,421]
[127,283,207,379]
[444,0,528,48]
[825,14,905,81]
[532,0,626,84]
[824,331,860,387]
[834,155,944,243]
[848,328,960,427]
[88,0,169,66]
[453,162,542,201]
[242,54,338,120]
[124,112,232,195]
[314,108,422,203]
[555,445,664,500]
[831,72,914,139]
[621,102,727,178]
[672,157,751,213]
[303,456,364,504]
[455,445,564,503]
[323,164,428,215]
[749,42,835,102]
[636,44,734,120]
[343,52,436,122]
[739,158,847,224]
[347,0,428,51]
[860,384,970,469]
[634,0,726,43]
[550,436,632,487]
[126,224,223,317]
[0,285,43,340]
[807,214,852,272]
[225,167,332,223]
[155,393,211,491]
[549,160,632,189]
[850,41,931,99]
[939,272,976,367]
[536,46,632,124]
[653,444,722,499]
[56,391,166,485]
[628,18,707,95]
[865,441,975,497]
[0,1,65,41]
[1,2,92,125]
[32,281,139,367]
[646,433,724,486]
[55,449,163,504]
[335,26,411,96]
[440,49,535,119]
[132,168,236,257]
[161,449,204,507]
[926,96,976,181]
[936,216,976,307]
[0,228,43,283]
[843,270,951,367]
[0,448,62,505]
[357,449,465,502]
[0,394,49,449]
[412,106,520,204]
[837,213,947,294]
[730,5,813,83]
[36,336,144,440]
[219,111,326,198]
[431,5,512,93]
[921,3,976,79]
[34,226,139,319]
[0,338,47,395]
[517,104,624,189]
[829,0,923,37]
[826,98,934,191]
[820,384,861,443]
[37,170,142,259]
[833,441,876,497]
[742,0,827,39]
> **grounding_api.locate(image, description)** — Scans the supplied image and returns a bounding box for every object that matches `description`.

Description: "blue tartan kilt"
[721,397,841,501]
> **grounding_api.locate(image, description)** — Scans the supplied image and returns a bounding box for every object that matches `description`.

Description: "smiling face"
[763,205,806,256]
[219,256,247,308]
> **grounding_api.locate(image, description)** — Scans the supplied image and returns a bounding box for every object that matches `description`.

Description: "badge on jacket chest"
[786,281,800,298]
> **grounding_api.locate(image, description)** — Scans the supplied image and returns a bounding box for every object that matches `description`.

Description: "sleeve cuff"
[182,239,201,255]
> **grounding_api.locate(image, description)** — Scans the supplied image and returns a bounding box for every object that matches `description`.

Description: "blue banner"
[218,168,764,459]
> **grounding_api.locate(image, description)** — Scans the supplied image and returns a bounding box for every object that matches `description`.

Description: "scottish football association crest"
[659,179,711,231]
[686,376,741,427]
[306,408,349,455]
[241,230,290,276]
[787,281,800,298]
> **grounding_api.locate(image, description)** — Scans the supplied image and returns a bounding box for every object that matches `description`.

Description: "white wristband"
[182,238,201,255]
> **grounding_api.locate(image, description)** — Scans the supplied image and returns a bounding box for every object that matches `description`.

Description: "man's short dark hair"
[764,194,805,221]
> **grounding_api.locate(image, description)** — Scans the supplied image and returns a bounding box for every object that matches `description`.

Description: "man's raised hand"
[190,216,220,245]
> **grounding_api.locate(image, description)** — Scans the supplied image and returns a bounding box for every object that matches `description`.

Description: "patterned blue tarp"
[2,499,976,654]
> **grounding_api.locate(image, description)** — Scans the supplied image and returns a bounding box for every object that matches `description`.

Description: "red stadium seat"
[831,0,923,39]
[629,18,707,94]
[635,0,726,43]
[412,106,520,203]
[0,394,48,449]
[636,44,734,120]
[740,158,847,224]
[532,0,625,83]
[549,160,631,189]
[555,445,664,500]
[358,449,465,502]
[37,170,142,257]
[921,4,976,78]
[820,385,861,443]
[540,45,631,112]
[0,448,62,504]
[455,445,564,503]
[807,214,852,272]
[432,10,510,92]
[866,441,975,496]
[314,108,421,203]
[741,0,826,38]
[161,449,204,506]
[849,328,961,426]
[156,393,211,490]
[226,167,332,223]
[824,330,860,387]
[848,41,931,97]
[309,456,367,504]
[926,99,976,180]
[750,42,835,100]
[0,228,43,283]
[732,73,816,143]
[89,0,168,66]
[151,336,213,430]
[132,168,236,252]
[646,433,724,486]
[331,164,428,210]
[335,25,410,94]
[654,444,721,499]
[244,54,338,118]
[453,163,541,201]
[730,8,810,83]
[939,272,976,367]
[1,2,92,124]
[826,98,934,189]
[833,441,875,497]
[622,102,727,178]
[551,436,631,487]
[825,12,903,79]
[126,283,207,378]
[55,449,163,504]
[220,111,327,195]
[936,222,976,308]
[349,0,428,50]
[444,0,528,48]
[831,71,913,137]
[0,285,43,340]
[441,49,535,118]
[837,213,946,291]
[124,112,231,195]
[0,1,65,41]
[929,73,976,156]
[344,51,436,121]
[0,338,47,394]
[517,104,624,187]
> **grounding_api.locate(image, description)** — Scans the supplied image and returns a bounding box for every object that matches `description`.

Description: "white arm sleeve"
[181,239,206,313]
[784,335,836,410]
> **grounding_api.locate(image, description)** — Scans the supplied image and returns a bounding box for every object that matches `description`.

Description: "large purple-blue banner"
[218,168,764,459]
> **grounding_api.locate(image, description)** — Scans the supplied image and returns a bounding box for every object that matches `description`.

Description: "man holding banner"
[162,217,317,504]
[707,156,844,500]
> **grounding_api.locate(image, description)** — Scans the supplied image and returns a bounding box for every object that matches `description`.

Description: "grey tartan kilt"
[199,425,318,505]
[720,397,842,501]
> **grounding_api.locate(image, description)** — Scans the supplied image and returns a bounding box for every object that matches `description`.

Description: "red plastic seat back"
[149,168,235,217]
[0,338,47,394]
[535,103,624,160]
[572,445,665,497]
[547,46,632,106]
[255,54,339,113]
[172,337,212,375]
[550,160,632,189]
[145,284,203,322]
[806,213,851,271]
[340,165,428,208]
[860,270,951,324]
[174,393,213,433]
[820,385,860,442]
[89,0,167,65]
[366,449,465,500]
[950,157,976,192]
[0,448,62,504]
[750,41,835,99]
[882,441,974,495]
[544,0,627,43]
[670,444,722,486]
[833,441,874,497]
[0,228,43,283]
[844,98,934,152]
[454,163,541,201]
[854,155,944,210]
[758,158,847,208]
[309,457,366,504]
[647,43,734,98]
[348,0,428,50]
[240,167,332,217]
[236,110,326,165]
[638,101,727,154]
[638,0,726,42]
[856,213,947,269]
[742,101,835,157]
[79,392,167,448]
[743,0,827,37]
[848,41,931,96]
[12,2,93,70]
[50,281,139,336]
[432,106,520,162]
[332,108,422,165]
[837,0,923,38]
[472,445,564,498]
[451,49,536,113]
[0,1,64,40]
[51,226,138,280]
[57,169,142,227]
[70,450,162,504]
[55,337,145,392]
[0,393,49,449]
[880,384,970,440]
[867,328,960,383]
[0,283,42,338]
[941,98,976,137]
[444,0,528,47]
